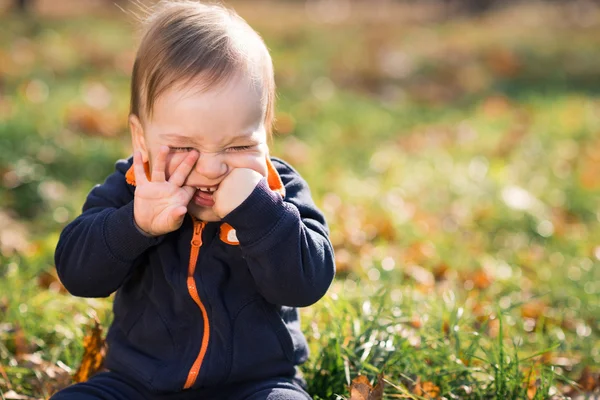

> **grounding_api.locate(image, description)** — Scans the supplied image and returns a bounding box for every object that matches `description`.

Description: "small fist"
[212,168,263,218]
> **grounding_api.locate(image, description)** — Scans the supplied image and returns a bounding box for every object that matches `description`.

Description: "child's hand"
[133,146,199,236]
[213,168,263,218]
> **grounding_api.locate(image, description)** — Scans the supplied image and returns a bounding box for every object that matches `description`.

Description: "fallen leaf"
[577,366,599,392]
[38,268,67,294]
[73,318,106,383]
[369,374,384,400]
[349,375,372,400]
[432,263,449,281]
[13,323,29,360]
[521,300,547,320]
[349,374,385,400]
[413,377,441,399]
[526,383,537,400]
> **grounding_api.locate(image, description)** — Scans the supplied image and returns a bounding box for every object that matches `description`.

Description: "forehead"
[147,73,265,140]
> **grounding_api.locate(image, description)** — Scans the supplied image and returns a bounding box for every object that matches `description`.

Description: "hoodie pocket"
[123,303,176,361]
[226,297,295,383]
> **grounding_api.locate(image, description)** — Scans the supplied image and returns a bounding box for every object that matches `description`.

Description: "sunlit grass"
[1,1,599,399]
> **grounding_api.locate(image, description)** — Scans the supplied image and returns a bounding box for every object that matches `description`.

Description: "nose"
[194,152,227,181]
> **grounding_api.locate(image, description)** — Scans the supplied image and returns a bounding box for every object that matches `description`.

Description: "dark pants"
[50,372,312,400]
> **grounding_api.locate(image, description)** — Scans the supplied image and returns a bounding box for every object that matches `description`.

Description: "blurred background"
[0,0,599,399]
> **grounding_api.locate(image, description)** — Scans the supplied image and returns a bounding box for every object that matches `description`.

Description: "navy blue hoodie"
[54,156,335,393]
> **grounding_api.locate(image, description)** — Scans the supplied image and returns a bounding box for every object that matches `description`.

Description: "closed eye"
[169,147,195,152]
[226,145,253,152]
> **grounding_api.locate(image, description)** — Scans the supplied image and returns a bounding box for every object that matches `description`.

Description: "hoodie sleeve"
[54,158,163,298]
[222,158,335,307]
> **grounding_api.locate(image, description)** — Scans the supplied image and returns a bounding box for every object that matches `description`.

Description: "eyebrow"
[160,132,257,144]
[160,133,198,143]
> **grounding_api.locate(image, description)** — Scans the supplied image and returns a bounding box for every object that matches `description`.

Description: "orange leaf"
[577,366,599,392]
[413,378,441,399]
[472,270,493,290]
[410,315,422,329]
[349,375,371,400]
[73,319,105,383]
[520,300,547,320]
[349,374,385,400]
[527,383,537,400]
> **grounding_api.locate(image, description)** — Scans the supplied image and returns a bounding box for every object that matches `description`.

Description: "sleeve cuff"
[223,179,294,250]
[103,201,164,262]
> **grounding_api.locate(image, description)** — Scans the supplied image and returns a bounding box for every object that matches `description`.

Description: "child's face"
[130,73,269,222]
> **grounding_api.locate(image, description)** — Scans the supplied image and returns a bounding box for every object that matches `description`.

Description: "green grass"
[1,1,599,399]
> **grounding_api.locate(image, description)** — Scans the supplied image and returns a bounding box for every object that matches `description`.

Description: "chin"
[188,204,222,222]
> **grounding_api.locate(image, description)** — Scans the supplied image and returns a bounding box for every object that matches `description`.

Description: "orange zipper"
[183,218,210,389]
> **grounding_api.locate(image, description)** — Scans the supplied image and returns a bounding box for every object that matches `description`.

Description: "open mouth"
[192,186,218,207]
[196,186,217,194]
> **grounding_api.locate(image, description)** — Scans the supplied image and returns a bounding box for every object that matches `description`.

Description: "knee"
[247,388,312,400]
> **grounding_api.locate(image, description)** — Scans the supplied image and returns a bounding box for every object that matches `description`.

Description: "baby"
[52,1,335,399]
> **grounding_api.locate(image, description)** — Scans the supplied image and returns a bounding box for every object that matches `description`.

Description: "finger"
[169,150,199,187]
[181,185,197,199]
[133,151,149,185]
[151,146,169,182]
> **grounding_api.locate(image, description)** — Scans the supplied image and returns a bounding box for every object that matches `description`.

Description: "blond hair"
[129,0,275,134]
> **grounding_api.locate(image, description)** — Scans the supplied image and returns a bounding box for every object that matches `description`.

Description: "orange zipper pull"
[191,219,204,248]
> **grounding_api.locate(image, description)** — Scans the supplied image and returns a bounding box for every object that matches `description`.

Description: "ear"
[129,114,149,163]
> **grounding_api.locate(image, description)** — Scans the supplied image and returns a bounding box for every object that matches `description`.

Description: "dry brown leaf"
[413,377,441,399]
[73,319,106,383]
[349,374,385,400]
[13,323,29,360]
[432,263,449,282]
[577,366,599,392]
[442,319,450,335]
[369,374,384,400]
[349,375,372,400]
[38,268,67,294]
